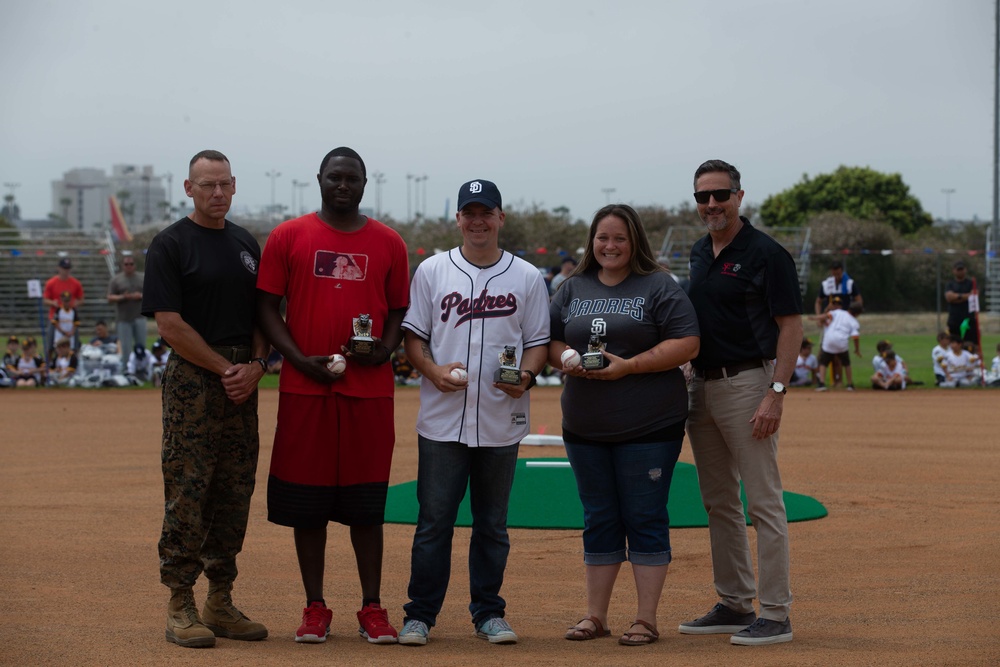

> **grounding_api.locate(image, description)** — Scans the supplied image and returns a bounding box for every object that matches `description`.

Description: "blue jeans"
[565,438,683,566]
[403,436,519,627]
[117,317,148,361]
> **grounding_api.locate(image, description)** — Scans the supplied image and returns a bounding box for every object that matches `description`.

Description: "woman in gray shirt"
[549,204,699,646]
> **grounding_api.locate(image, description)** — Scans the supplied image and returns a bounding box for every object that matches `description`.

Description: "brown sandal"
[565,616,611,641]
[618,619,659,646]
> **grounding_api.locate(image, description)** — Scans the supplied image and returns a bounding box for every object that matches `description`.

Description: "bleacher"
[0,228,117,340]
[657,225,812,297]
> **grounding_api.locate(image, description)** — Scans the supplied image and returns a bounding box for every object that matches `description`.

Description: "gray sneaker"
[678,602,756,635]
[475,617,518,644]
[730,617,793,645]
[398,619,429,646]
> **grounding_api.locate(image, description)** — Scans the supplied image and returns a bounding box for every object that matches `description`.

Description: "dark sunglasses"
[693,188,739,204]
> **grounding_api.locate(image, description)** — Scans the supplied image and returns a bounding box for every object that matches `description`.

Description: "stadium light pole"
[601,187,616,205]
[421,175,429,219]
[372,171,386,219]
[295,180,309,215]
[266,169,281,221]
[407,173,414,222]
[941,188,955,225]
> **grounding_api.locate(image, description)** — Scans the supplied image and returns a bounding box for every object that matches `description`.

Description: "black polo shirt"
[688,217,802,369]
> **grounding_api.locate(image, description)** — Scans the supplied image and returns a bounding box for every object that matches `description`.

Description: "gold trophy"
[494,345,523,385]
[581,333,606,370]
[349,314,375,356]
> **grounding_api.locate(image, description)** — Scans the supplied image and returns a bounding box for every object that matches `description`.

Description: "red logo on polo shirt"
[721,262,741,277]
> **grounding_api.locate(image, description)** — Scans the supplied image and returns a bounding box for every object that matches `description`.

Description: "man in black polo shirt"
[944,260,979,353]
[677,160,803,646]
[142,150,270,649]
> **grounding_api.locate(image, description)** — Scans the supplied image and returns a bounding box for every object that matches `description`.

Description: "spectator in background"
[4,335,21,377]
[89,320,119,351]
[150,340,171,387]
[549,256,577,295]
[43,258,84,354]
[931,331,949,386]
[265,346,283,374]
[944,261,979,354]
[15,338,46,387]
[790,338,817,387]
[391,344,420,386]
[51,291,80,352]
[871,350,905,390]
[49,339,79,385]
[127,344,153,383]
[108,255,147,359]
[814,260,861,315]
[814,303,862,392]
[984,342,1000,387]
[940,335,981,387]
[872,340,910,384]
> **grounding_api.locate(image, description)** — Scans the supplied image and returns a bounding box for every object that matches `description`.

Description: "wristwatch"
[769,381,787,394]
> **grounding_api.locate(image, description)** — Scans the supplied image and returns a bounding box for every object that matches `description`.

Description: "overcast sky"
[1,0,995,225]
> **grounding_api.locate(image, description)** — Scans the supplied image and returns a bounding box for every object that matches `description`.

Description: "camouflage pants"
[158,353,259,589]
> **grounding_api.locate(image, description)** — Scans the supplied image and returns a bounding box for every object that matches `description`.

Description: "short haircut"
[693,159,741,190]
[883,350,896,361]
[95,320,107,327]
[830,261,844,270]
[189,149,229,168]
[319,146,366,178]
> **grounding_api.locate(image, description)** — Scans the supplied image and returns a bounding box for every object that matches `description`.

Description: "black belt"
[695,359,767,381]
[209,345,252,364]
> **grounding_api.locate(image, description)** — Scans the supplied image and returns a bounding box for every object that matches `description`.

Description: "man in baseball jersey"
[256,147,409,645]
[679,160,803,646]
[397,179,550,646]
[142,149,269,648]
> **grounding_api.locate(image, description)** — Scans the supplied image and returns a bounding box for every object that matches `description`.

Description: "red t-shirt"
[257,214,409,398]
[43,276,84,318]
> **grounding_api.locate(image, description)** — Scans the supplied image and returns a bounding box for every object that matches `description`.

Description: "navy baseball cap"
[58,258,72,269]
[457,179,502,211]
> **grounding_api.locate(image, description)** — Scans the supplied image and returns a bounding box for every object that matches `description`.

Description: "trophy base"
[349,337,375,356]
[494,366,522,385]
[581,352,606,370]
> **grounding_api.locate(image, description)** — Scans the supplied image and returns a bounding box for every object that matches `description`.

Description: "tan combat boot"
[166,587,216,648]
[202,581,268,641]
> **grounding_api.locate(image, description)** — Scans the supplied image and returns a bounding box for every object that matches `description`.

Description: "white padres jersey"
[402,248,551,447]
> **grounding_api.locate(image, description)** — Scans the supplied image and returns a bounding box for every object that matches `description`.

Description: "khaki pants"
[686,365,792,621]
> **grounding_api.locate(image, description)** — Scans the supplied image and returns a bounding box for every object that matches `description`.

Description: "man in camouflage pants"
[142,150,270,648]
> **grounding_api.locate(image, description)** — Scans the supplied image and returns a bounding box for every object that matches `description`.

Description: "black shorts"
[818,350,850,367]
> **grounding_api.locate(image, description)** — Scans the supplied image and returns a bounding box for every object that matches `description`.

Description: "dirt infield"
[1,387,997,666]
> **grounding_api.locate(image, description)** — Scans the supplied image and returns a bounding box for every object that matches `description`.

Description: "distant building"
[51,164,167,233]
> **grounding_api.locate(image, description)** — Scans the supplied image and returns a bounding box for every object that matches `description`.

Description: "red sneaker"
[296,601,333,643]
[357,603,398,644]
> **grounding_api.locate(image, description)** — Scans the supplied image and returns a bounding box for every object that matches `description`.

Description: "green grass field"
[153,333,1000,392]
[811,333,999,389]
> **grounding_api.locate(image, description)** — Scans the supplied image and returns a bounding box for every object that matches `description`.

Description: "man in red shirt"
[43,258,84,352]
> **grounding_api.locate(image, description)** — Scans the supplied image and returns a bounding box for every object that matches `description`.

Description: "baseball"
[450,367,468,382]
[561,348,581,370]
[326,353,347,374]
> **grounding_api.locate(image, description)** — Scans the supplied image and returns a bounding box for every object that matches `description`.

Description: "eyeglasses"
[193,179,235,193]
[693,188,739,204]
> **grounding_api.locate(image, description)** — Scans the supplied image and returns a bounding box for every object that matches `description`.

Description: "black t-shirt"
[688,218,803,369]
[141,217,260,346]
[945,277,974,323]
